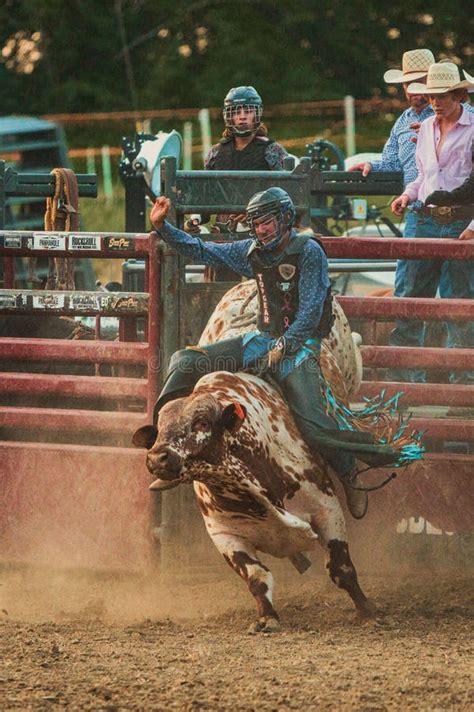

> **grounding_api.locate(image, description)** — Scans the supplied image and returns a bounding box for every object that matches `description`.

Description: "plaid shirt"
[370,103,474,187]
[370,105,434,186]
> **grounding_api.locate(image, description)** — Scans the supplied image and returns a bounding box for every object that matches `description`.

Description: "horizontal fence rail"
[41,97,407,125]
[0,230,151,259]
[211,235,474,261]
[407,418,474,442]
[0,337,150,364]
[358,381,473,408]
[3,172,97,198]
[322,236,474,261]
[0,406,146,434]
[338,295,473,321]
[0,289,148,316]
[0,372,148,400]
[360,346,474,370]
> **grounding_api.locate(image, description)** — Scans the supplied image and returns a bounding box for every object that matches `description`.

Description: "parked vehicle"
[0,116,96,289]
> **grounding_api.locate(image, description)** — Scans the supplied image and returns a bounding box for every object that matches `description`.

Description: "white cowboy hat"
[408,63,474,94]
[463,69,474,92]
[384,49,435,83]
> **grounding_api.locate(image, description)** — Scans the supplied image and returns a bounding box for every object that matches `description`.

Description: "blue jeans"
[389,215,474,384]
[394,210,453,297]
[393,210,417,297]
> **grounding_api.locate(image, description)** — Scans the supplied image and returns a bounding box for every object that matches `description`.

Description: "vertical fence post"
[0,160,6,229]
[101,145,114,201]
[198,109,211,165]
[86,148,96,176]
[344,95,356,158]
[0,160,15,287]
[183,121,193,170]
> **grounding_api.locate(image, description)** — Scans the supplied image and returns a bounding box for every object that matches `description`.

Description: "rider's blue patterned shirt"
[155,223,330,354]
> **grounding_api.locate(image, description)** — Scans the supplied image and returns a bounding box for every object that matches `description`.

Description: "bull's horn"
[149,478,180,491]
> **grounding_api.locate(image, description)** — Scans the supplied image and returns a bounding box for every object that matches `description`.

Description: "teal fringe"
[323,382,425,467]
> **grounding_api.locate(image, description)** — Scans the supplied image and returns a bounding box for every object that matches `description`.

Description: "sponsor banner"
[32,294,66,310]
[105,235,133,251]
[32,233,66,251]
[69,234,102,251]
[3,234,22,249]
[0,293,17,309]
[111,295,142,312]
[70,294,99,312]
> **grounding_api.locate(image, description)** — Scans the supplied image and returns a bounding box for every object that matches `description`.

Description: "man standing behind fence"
[390,63,474,386]
[349,49,435,303]
[349,49,474,381]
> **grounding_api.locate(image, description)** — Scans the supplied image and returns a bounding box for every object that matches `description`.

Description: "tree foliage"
[0,0,472,114]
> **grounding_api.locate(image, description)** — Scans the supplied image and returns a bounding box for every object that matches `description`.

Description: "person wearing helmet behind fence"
[206,85,289,174]
[149,188,424,521]
[187,85,290,279]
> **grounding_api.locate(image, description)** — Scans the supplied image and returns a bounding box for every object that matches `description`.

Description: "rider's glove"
[265,337,287,369]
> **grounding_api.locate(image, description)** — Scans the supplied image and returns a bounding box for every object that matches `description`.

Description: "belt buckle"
[433,206,453,224]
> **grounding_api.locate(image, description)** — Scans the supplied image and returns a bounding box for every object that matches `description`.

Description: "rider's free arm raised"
[150,197,254,276]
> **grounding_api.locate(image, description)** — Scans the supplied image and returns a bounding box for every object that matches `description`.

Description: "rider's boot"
[341,468,368,520]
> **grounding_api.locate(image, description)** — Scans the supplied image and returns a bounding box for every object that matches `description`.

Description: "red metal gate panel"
[0,442,155,570]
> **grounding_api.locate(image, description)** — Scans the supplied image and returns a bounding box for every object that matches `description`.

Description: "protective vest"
[248,233,334,339]
[211,136,274,171]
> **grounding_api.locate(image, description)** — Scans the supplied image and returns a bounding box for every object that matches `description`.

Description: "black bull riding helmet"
[246,187,296,251]
[223,85,263,136]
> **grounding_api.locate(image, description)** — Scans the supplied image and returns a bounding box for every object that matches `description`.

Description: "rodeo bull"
[133,188,423,630]
[133,370,376,631]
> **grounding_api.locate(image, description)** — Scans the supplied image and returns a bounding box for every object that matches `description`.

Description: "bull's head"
[132,394,247,491]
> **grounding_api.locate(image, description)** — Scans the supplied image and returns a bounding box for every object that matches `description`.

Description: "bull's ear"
[132,425,158,449]
[221,401,247,433]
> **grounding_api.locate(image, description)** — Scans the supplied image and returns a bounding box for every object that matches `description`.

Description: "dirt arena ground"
[1,552,473,711]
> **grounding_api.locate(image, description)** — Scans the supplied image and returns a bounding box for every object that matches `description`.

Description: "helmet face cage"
[223,103,263,135]
[247,198,293,250]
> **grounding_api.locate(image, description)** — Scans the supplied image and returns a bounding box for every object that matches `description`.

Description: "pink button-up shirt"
[405,106,474,230]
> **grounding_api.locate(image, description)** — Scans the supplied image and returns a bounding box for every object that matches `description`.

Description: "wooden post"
[183,121,193,170]
[198,109,211,166]
[344,95,356,157]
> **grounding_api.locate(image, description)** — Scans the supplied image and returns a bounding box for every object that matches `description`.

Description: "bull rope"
[28,168,80,290]
[229,285,258,329]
